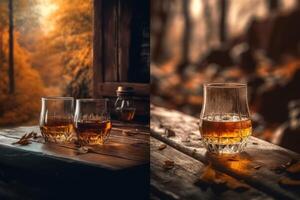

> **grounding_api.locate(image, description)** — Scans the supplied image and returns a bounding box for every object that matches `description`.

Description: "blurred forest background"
[0,0,92,126]
[151,0,300,152]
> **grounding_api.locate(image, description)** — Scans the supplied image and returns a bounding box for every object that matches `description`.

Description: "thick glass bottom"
[202,137,249,154]
[42,132,74,143]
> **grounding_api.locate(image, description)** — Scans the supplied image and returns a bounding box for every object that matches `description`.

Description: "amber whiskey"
[116,108,135,121]
[40,120,74,143]
[200,115,252,149]
[75,120,112,145]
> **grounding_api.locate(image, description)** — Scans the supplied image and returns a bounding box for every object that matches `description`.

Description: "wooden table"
[0,122,149,200]
[151,105,300,200]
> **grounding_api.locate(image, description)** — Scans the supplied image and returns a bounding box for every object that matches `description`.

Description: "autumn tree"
[0,0,45,126]
[39,0,93,98]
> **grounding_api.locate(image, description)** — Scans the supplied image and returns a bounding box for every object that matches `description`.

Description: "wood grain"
[0,125,149,170]
[151,137,272,200]
[151,105,300,200]
[0,124,149,199]
[93,0,104,94]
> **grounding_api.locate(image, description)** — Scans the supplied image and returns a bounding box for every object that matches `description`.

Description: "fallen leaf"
[123,131,138,136]
[227,158,239,162]
[198,164,249,192]
[14,139,30,146]
[158,144,167,150]
[253,165,261,170]
[279,177,300,187]
[165,128,175,137]
[200,164,216,183]
[287,162,300,174]
[12,131,39,146]
[163,160,175,170]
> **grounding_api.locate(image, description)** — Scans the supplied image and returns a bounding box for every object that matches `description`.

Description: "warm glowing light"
[36,0,58,33]
[190,0,202,18]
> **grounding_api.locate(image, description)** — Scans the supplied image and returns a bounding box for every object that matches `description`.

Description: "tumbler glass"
[199,83,252,154]
[74,99,112,145]
[40,97,74,143]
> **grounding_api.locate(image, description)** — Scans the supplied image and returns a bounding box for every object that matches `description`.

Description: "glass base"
[77,132,110,146]
[202,137,249,154]
[42,132,74,143]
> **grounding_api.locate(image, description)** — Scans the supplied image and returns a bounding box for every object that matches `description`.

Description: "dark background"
[151,0,300,153]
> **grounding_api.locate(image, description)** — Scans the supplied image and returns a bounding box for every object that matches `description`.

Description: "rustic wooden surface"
[0,122,149,199]
[151,105,300,200]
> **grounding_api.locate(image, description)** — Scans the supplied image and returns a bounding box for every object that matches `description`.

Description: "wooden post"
[93,0,103,96]
[8,0,14,94]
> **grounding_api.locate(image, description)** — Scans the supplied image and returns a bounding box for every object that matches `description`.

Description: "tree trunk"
[178,0,191,73]
[219,0,227,43]
[203,0,213,48]
[8,0,15,94]
[0,29,3,68]
[268,0,279,12]
[151,0,171,64]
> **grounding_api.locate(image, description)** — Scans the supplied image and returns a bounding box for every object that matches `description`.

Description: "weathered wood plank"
[151,105,300,200]
[0,125,149,170]
[151,137,273,200]
[0,145,148,200]
[0,124,150,199]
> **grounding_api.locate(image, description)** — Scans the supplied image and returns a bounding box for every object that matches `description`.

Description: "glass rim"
[204,82,247,88]
[76,98,109,102]
[41,96,74,100]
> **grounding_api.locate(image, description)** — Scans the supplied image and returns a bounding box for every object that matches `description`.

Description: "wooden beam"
[119,0,132,82]
[102,0,119,82]
[95,82,150,97]
[93,0,104,96]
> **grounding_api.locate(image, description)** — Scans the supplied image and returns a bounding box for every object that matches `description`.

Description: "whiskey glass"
[40,97,75,143]
[74,99,112,145]
[199,83,252,154]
